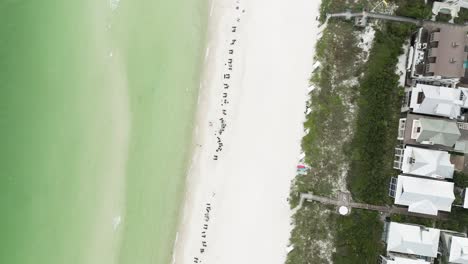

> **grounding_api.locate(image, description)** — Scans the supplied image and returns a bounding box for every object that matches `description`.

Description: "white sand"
[397,43,410,87]
[173,0,321,263]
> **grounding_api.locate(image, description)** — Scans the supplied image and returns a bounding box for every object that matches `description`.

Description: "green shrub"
[436,207,468,233]
[454,8,468,24]
[436,13,452,23]
[347,24,407,204]
[332,210,384,264]
[454,171,468,188]
[394,0,432,19]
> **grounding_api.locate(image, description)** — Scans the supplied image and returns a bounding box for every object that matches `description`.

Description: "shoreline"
[173,0,322,263]
[170,0,216,262]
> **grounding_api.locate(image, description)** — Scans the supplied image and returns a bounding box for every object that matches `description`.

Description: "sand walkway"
[173,0,321,263]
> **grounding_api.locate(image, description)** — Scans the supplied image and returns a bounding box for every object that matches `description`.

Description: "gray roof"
[427,24,468,78]
[418,118,461,147]
[455,140,468,154]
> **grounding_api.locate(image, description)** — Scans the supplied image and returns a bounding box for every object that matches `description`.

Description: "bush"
[333,210,385,264]
[390,214,434,227]
[394,0,432,20]
[331,17,413,264]
[453,171,468,189]
[454,8,468,24]
[436,207,468,233]
[347,24,408,204]
[436,13,452,23]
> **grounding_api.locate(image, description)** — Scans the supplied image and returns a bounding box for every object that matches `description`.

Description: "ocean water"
[0,0,206,263]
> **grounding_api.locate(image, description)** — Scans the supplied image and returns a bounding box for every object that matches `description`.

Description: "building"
[379,255,430,264]
[397,113,465,150]
[409,24,468,85]
[440,0,468,9]
[405,84,468,119]
[420,23,468,81]
[425,27,468,79]
[433,1,468,21]
[394,146,454,179]
[386,222,440,258]
[398,114,461,148]
[441,232,468,264]
[449,236,468,263]
[394,175,455,215]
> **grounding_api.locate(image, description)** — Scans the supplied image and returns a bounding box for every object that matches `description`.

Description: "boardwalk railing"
[326,10,468,28]
[295,192,448,220]
[328,11,421,25]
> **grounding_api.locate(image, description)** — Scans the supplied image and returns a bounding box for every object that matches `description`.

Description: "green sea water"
[0,0,206,263]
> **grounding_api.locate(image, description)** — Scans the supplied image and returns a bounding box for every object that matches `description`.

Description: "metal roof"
[401,146,454,179]
[410,84,465,119]
[386,222,440,258]
[450,236,468,264]
[384,256,431,264]
[417,118,460,146]
[395,175,455,215]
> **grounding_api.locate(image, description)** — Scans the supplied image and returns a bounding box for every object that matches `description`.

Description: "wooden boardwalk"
[296,192,448,220]
[328,11,421,25]
[327,10,467,29]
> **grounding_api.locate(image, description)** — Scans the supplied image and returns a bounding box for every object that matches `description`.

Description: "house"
[425,27,466,79]
[439,0,468,9]
[386,222,440,258]
[433,1,468,20]
[449,236,468,263]
[455,140,468,153]
[379,255,430,264]
[407,117,460,146]
[441,232,468,264]
[407,27,460,87]
[394,146,454,179]
[398,113,462,146]
[407,84,468,119]
[417,23,468,80]
[408,23,468,86]
[394,175,455,215]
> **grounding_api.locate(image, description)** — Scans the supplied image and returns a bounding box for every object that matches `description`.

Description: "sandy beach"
[173,0,321,263]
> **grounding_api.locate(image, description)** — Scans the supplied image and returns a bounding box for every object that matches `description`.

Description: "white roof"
[464,188,468,209]
[384,256,430,264]
[401,146,454,179]
[409,84,467,118]
[448,0,468,9]
[395,175,455,215]
[386,222,440,258]
[450,236,468,264]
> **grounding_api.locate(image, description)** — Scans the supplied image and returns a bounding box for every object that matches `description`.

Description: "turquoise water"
[0,0,206,263]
